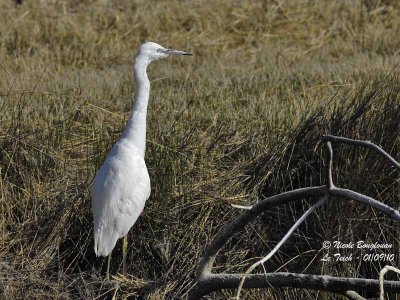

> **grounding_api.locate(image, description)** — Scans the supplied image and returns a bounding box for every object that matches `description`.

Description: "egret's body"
[92,140,150,257]
[91,42,192,277]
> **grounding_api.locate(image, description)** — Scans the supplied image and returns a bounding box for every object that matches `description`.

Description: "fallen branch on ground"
[188,135,400,299]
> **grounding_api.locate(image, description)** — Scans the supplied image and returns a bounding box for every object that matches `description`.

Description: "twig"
[235,195,328,299]
[231,204,253,210]
[321,135,400,170]
[326,141,334,189]
[344,290,366,300]
[380,265,400,300]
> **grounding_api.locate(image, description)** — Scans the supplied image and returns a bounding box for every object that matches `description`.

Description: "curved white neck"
[120,55,150,157]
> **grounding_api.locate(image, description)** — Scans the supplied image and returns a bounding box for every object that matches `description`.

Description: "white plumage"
[92,139,150,257]
[91,42,192,276]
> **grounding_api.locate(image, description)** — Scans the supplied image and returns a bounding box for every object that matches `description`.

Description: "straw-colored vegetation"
[0,0,399,299]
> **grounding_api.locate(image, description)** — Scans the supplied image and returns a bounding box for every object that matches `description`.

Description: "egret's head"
[137,42,193,63]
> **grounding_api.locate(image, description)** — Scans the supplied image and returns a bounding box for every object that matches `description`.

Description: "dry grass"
[0,0,399,299]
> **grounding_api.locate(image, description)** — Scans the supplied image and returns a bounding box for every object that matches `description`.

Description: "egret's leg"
[122,235,128,276]
[106,252,112,280]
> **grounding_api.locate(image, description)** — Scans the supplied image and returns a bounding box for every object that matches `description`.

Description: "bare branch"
[235,196,329,299]
[188,273,400,298]
[380,265,400,300]
[321,135,400,170]
[330,188,400,221]
[188,186,400,299]
[188,136,400,299]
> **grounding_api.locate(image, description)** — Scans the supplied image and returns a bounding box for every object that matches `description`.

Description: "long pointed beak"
[165,48,193,56]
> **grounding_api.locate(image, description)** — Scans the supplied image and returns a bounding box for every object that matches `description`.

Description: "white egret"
[91,42,192,278]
